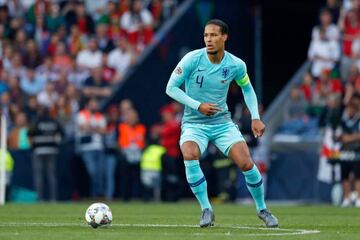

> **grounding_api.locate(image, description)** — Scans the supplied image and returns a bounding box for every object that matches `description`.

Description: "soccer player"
[166,19,278,228]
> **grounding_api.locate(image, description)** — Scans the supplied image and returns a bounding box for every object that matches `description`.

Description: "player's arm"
[235,68,265,137]
[166,53,202,111]
[236,74,260,120]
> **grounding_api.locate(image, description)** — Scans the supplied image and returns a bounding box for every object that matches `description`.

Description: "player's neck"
[207,50,225,64]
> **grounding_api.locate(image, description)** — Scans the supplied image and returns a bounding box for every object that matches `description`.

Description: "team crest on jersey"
[222,68,229,78]
[175,66,182,75]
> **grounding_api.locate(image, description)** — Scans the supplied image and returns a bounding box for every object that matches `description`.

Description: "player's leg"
[229,142,278,227]
[181,141,214,227]
[213,122,278,227]
[228,143,265,208]
[180,124,214,227]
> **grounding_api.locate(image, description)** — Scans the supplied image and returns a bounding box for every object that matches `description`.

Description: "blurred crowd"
[0,0,183,202]
[278,0,360,207]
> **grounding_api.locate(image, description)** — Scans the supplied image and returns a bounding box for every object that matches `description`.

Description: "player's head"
[204,19,228,55]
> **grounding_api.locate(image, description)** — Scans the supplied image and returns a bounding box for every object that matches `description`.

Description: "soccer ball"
[85,203,113,228]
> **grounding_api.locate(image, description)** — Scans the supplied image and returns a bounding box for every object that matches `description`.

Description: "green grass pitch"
[0,202,359,240]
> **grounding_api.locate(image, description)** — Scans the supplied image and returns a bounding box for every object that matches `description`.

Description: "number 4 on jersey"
[196,76,204,88]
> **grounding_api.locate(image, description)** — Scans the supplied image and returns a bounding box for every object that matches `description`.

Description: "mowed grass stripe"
[0,202,359,240]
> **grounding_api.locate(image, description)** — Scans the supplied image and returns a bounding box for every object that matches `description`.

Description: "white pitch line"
[0,222,321,237]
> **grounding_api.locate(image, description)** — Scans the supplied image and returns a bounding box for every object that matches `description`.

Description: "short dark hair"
[206,19,229,35]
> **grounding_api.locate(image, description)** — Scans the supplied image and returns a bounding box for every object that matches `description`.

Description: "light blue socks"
[184,160,212,210]
[243,164,266,212]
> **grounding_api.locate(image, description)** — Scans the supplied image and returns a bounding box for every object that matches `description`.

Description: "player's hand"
[198,103,222,116]
[251,119,265,138]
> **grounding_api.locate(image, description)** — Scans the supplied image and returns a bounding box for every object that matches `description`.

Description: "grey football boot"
[199,208,215,227]
[257,209,279,228]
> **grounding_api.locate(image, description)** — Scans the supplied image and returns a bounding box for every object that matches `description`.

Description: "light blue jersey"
[166,48,259,125]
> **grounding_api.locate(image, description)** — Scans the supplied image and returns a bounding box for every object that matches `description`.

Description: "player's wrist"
[195,102,202,111]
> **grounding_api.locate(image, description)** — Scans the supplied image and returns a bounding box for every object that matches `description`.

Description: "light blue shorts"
[179,121,245,156]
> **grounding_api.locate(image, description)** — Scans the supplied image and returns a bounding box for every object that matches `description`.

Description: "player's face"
[204,24,227,55]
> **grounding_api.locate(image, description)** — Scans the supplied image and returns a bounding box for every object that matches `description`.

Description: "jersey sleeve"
[166,52,201,110]
[234,61,260,120]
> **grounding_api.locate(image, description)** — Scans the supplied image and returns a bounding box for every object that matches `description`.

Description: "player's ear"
[223,34,228,41]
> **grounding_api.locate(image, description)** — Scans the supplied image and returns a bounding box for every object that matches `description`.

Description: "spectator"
[308,27,340,78]
[119,98,134,121]
[47,33,61,56]
[23,39,42,69]
[50,95,73,138]
[140,132,166,202]
[300,72,315,103]
[117,108,146,200]
[2,44,14,71]
[53,42,72,71]
[98,0,122,25]
[54,71,69,95]
[319,93,343,129]
[121,0,154,51]
[0,70,10,95]
[25,0,50,25]
[76,37,103,70]
[343,65,360,104]
[326,0,341,23]
[278,86,318,136]
[8,111,30,150]
[84,0,109,22]
[45,2,65,34]
[336,94,360,207]
[29,107,64,201]
[103,105,120,200]
[67,59,89,89]
[312,8,340,41]
[20,68,46,96]
[158,104,181,201]
[65,84,80,120]
[34,16,50,52]
[310,70,342,118]
[339,8,360,80]
[7,17,23,40]
[23,96,39,127]
[67,24,87,57]
[6,52,26,79]
[107,10,122,41]
[7,75,23,106]
[76,98,107,197]
[95,23,115,53]
[284,86,309,121]
[35,56,60,82]
[101,54,116,84]
[107,36,135,82]
[83,67,112,99]
[73,1,95,35]
[37,81,59,108]
[13,29,27,56]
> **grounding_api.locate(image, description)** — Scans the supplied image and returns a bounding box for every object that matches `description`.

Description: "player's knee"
[181,142,201,160]
[240,159,254,171]
[182,148,200,160]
